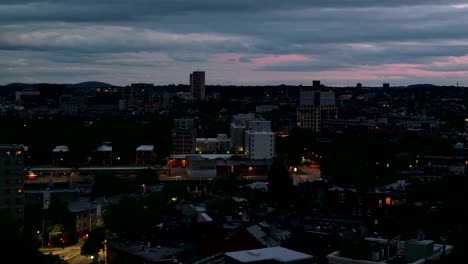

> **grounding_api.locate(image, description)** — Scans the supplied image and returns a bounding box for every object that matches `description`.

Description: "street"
[40,244,105,264]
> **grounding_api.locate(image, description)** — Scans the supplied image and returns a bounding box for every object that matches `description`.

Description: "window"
[358,209,363,216]
[338,193,346,202]
[15,151,22,156]
[385,197,392,206]
[367,209,372,216]
[5,151,11,156]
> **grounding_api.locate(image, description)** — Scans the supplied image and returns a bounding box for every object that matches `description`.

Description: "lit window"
[385,197,391,205]
[15,151,22,156]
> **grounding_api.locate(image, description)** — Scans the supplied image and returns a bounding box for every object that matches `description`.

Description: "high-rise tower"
[297,87,337,132]
[190,71,205,100]
[0,144,25,220]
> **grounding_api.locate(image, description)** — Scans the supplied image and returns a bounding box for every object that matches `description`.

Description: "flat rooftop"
[225,246,313,263]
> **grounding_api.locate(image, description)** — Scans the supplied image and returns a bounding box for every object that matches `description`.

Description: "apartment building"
[0,144,26,219]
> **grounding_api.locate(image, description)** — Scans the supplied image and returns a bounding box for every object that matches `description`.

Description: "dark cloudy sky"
[2,1,468,86]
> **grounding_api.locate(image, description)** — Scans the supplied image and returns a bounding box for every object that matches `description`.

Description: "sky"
[2,0,468,87]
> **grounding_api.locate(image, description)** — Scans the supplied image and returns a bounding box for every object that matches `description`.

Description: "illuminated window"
[385,197,391,205]
[15,151,22,156]
[378,199,383,208]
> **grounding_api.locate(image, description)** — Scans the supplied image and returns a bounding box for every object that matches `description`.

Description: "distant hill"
[71,81,118,88]
[406,84,438,89]
[5,83,35,87]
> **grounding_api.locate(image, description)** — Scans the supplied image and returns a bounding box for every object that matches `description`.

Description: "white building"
[230,113,257,153]
[297,89,337,132]
[244,120,275,160]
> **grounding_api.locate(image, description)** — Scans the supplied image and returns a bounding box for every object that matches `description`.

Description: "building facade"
[173,119,196,154]
[244,120,275,160]
[136,145,157,165]
[0,144,26,219]
[230,113,257,153]
[297,90,337,132]
[190,71,205,100]
[196,134,231,154]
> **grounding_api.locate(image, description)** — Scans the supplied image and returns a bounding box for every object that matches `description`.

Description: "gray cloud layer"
[1,1,468,85]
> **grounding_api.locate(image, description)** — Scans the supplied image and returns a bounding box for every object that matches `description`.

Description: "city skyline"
[2,1,468,86]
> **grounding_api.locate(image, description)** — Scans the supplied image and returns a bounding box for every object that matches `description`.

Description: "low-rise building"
[225,247,314,264]
[327,238,452,264]
[196,134,231,154]
[136,145,156,165]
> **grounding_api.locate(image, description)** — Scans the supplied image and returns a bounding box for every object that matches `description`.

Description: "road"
[291,164,322,185]
[40,244,104,264]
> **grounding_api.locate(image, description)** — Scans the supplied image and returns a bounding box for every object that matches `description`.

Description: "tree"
[135,168,159,191]
[267,156,293,204]
[102,196,152,240]
[81,227,106,263]
[340,236,372,261]
[91,171,127,198]
[46,199,75,245]
[0,209,68,264]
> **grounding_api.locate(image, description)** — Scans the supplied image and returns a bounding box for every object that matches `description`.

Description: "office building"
[297,89,337,132]
[172,119,196,154]
[0,144,26,219]
[190,71,205,100]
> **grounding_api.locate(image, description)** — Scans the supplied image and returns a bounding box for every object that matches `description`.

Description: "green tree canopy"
[81,227,106,263]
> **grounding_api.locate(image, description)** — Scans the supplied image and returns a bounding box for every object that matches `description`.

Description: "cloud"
[1,1,468,85]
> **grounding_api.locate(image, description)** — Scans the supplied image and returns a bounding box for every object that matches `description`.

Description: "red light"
[266,181,269,185]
